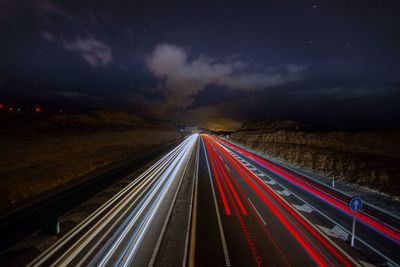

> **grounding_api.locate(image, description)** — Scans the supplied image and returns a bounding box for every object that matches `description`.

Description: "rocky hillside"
[231,120,400,197]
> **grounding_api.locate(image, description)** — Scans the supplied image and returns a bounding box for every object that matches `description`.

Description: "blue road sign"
[349,197,363,212]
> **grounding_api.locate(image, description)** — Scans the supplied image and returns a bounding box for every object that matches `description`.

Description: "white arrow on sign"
[353,199,359,210]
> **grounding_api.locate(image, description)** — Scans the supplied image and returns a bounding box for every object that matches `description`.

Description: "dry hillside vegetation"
[0,110,180,211]
[231,120,400,197]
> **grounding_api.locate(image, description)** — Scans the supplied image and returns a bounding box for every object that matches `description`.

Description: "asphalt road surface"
[26,133,399,267]
[29,134,198,267]
[192,135,362,267]
[216,136,400,266]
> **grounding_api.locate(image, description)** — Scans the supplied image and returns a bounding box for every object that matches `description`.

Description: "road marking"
[317,224,341,239]
[276,189,291,196]
[293,204,313,213]
[247,198,267,225]
[331,225,350,241]
[265,179,276,185]
[225,163,230,171]
[100,138,197,266]
[29,139,190,267]
[202,138,231,267]
[358,260,376,267]
[149,136,197,266]
[224,147,364,267]
[186,137,200,267]
[71,137,196,266]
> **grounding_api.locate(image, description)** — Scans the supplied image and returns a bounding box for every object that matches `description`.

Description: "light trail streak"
[206,135,353,267]
[203,137,231,216]
[203,136,262,266]
[204,137,247,215]
[31,134,198,267]
[218,138,400,243]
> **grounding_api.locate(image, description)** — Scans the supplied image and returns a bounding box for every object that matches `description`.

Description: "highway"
[27,133,399,266]
[211,135,400,266]
[29,134,198,267]
[192,135,362,266]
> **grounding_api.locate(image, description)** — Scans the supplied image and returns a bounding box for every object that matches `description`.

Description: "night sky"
[1,1,399,130]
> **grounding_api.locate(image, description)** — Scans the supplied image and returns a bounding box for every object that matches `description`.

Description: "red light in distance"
[35,107,42,113]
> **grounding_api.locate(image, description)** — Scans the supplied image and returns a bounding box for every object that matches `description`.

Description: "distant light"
[8,107,14,112]
[0,103,4,109]
[35,107,42,113]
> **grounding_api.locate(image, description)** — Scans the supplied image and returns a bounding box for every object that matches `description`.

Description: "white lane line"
[63,137,195,266]
[247,198,267,225]
[202,138,231,267]
[149,135,197,266]
[63,140,192,265]
[358,260,376,267]
[74,147,185,265]
[225,163,230,171]
[29,139,189,267]
[106,137,198,266]
[213,141,363,267]
[224,148,364,267]
[184,137,200,267]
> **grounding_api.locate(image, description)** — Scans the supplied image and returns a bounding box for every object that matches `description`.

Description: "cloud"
[63,38,112,67]
[41,30,112,67]
[184,83,400,130]
[145,44,306,110]
[41,30,57,42]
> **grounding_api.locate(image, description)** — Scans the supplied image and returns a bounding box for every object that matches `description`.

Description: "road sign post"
[349,196,363,247]
[351,211,356,247]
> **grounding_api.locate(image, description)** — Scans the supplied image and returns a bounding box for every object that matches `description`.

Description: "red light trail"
[203,135,354,267]
[204,136,263,266]
[217,138,400,243]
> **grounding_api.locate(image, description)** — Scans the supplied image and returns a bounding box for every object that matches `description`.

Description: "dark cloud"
[183,82,400,130]
[0,1,399,130]
[188,84,248,109]
[145,44,306,110]
[41,31,112,68]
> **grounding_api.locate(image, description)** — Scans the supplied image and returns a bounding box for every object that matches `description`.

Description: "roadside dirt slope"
[231,120,400,197]
[0,110,181,211]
